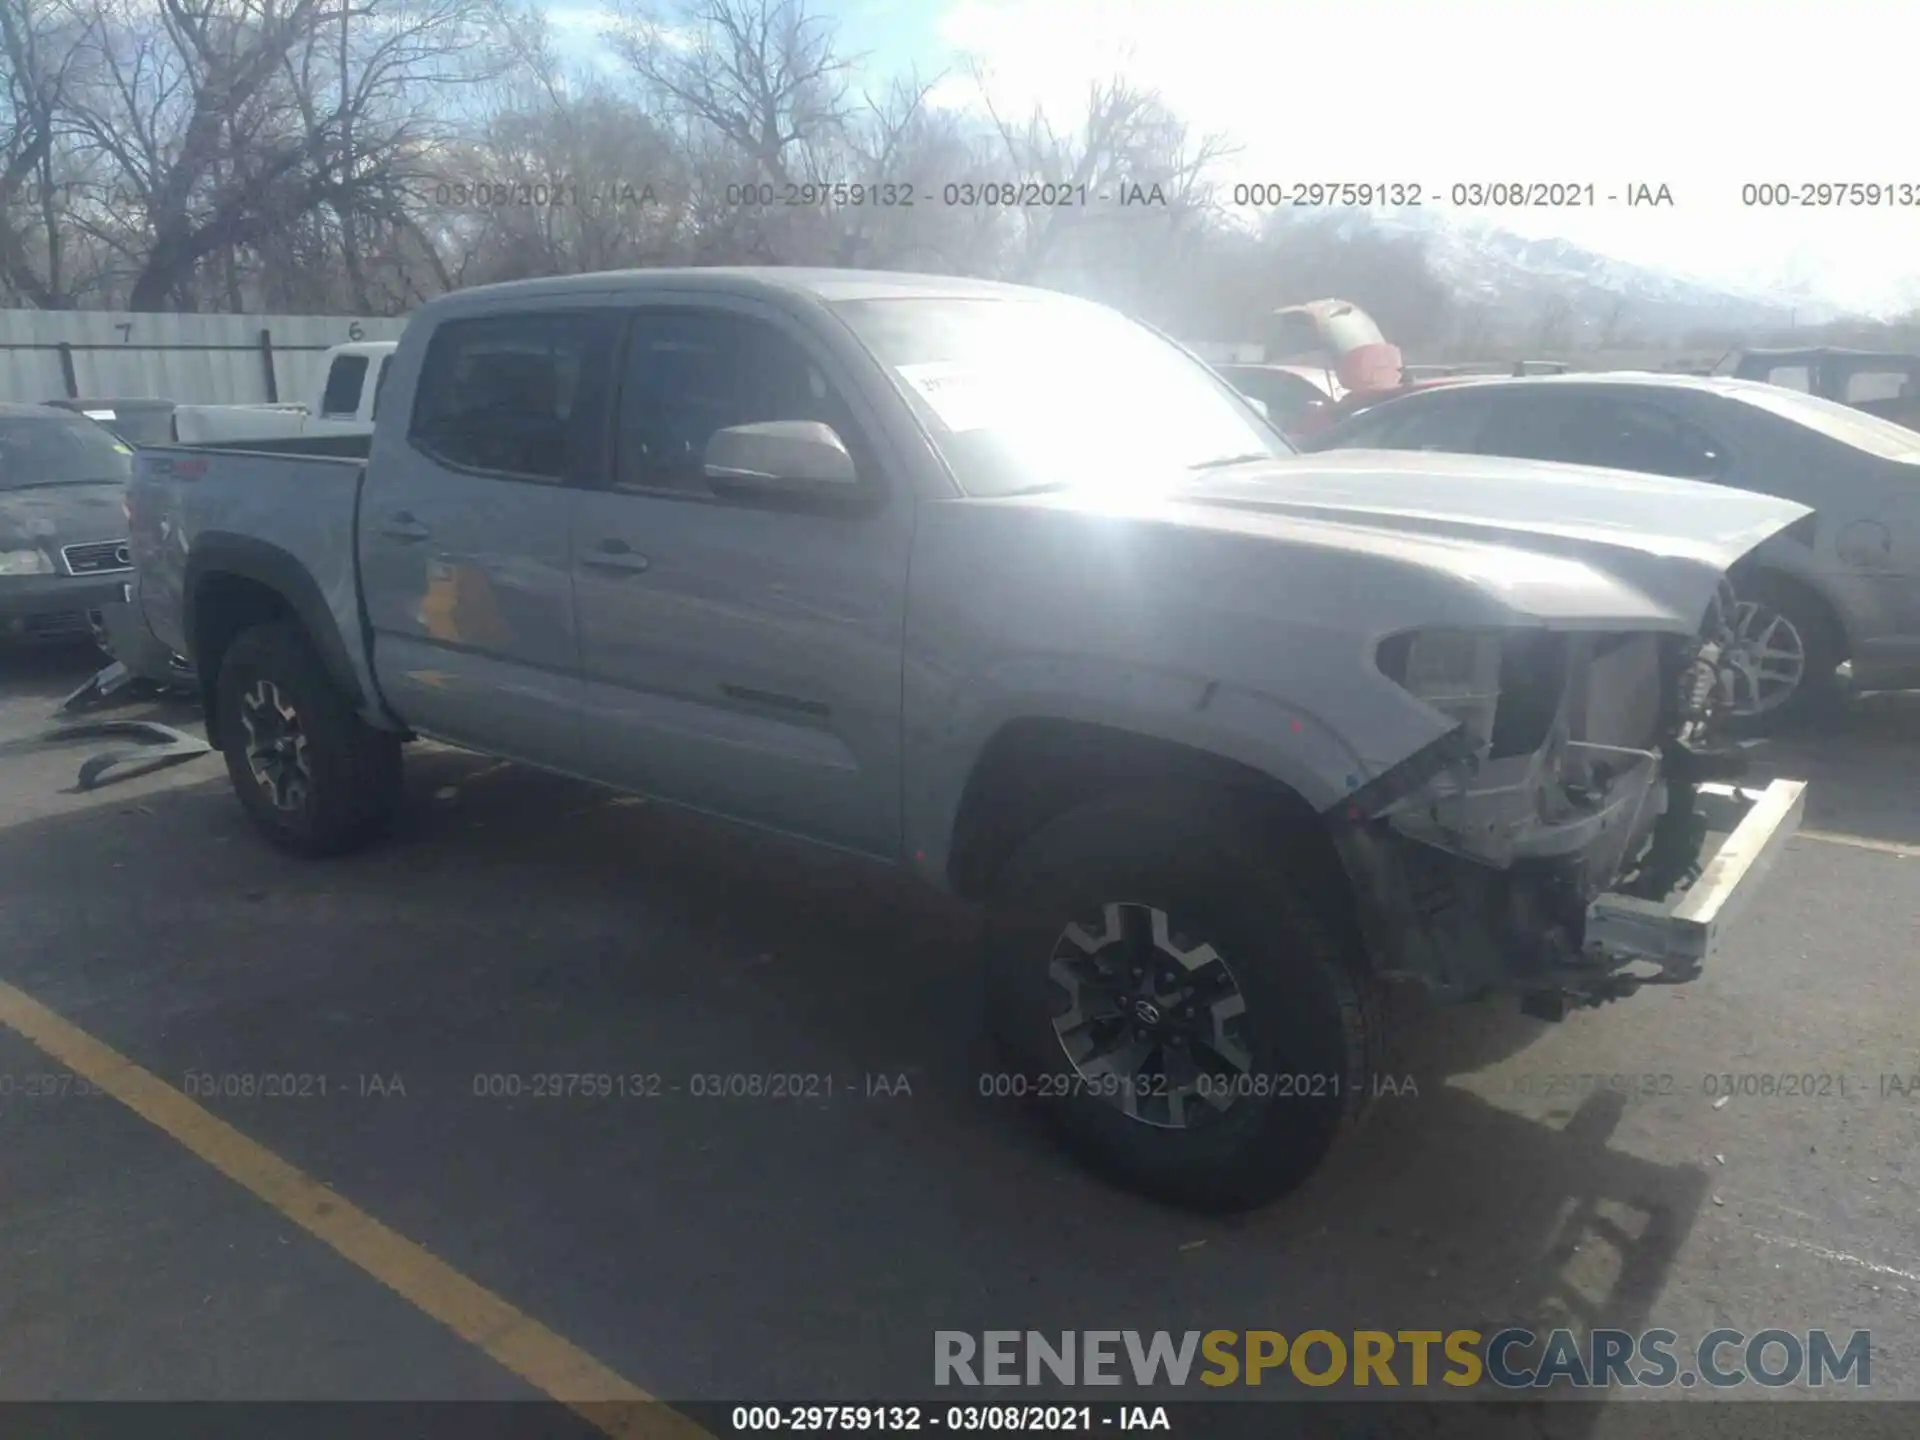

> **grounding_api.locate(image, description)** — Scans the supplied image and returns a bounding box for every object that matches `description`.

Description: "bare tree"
[1596,295,1634,351]
[610,0,852,186]
[433,94,695,284]
[0,0,90,305]
[57,0,506,310]
[1532,292,1574,353]
[960,69,1234,323]
[822,70,998,272]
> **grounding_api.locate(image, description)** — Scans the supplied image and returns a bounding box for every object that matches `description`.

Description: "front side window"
[834,295,1290,498]
[1471,393,1595,463]
[409,313,610,482]
[1468,393,1722,479]
[611,310,863,497]
[1556,399,1724,479]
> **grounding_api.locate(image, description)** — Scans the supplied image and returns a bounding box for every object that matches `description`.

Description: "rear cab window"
[320,355,370,418]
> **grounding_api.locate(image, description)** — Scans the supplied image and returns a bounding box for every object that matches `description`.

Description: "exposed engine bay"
[1334,579,1803,1018]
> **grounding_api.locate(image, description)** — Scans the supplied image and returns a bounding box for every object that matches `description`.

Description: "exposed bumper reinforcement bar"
[1586,777,1808,971]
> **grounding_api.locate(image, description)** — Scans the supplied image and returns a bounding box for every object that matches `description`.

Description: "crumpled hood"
[0,482,128,552]
[1175,449,1812,626]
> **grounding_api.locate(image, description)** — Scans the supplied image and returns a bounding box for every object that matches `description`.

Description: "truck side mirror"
[704,420,859,495]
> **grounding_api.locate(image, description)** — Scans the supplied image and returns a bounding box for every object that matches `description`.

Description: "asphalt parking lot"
[0,643,1915,1437]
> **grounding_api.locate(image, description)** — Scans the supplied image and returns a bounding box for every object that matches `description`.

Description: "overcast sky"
[550,0,1920,314]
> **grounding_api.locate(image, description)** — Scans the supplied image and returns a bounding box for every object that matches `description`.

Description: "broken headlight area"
[1370,626,1677,874]
[1344,620,1795,1012]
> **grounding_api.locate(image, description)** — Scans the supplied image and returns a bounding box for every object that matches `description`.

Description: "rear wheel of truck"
[215,621,402,858]
[982,789,1380,1212]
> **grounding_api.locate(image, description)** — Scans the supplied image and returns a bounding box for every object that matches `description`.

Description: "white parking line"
[1750,1230,1920,1292]
[1796,829,1920,859]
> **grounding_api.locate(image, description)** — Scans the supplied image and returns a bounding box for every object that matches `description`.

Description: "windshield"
[833,295,1291,498]
[1734,382,1920,462]
[0,414,133,490]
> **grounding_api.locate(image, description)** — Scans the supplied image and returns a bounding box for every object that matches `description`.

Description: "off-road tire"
[215,621,402,858]
[982,787,1383,1212]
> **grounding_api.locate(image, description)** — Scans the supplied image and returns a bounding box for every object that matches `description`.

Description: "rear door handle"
[581,538,650,573]
[380,511,431,542]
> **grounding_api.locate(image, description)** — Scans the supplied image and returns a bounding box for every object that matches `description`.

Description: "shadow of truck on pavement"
[0,741,1710,1430]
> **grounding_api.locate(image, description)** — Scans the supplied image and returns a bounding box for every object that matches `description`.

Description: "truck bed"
[130,442,380,712]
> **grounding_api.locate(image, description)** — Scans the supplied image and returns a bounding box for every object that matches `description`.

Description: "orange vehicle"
[1218,300,1572,441]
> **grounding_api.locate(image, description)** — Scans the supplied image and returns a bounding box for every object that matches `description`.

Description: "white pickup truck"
[171,341,396,446]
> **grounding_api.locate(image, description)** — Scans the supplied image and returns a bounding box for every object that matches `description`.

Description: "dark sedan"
[0,404,135,646]
[1303,372,1920,731]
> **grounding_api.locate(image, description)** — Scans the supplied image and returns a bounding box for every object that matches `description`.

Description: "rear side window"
[1735,382,1920,462]
[409,312,615,482]
[370,357,391,421]
[1842,368,1913,404]
[320,355,369,417]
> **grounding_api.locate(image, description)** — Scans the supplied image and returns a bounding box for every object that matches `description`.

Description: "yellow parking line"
[1797,828,1920,859]
[0,978,710,1440]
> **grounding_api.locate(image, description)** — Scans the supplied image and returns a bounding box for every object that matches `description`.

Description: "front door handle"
[380,511,431,542]
[581,538,650,574]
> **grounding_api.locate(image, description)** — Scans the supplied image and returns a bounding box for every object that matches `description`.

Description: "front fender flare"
[905,655,1451,889]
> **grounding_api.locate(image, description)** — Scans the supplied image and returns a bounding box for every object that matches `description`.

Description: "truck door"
[359,308,617,770]
[567,300,911,859]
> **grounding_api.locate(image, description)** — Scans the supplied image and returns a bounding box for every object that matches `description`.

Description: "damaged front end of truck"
[1331,581,1808,1019]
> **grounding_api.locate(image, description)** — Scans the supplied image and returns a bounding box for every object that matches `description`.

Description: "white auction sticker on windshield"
[895,360,1007,432]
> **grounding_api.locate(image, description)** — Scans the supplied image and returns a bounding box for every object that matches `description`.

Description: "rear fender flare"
[183,532,371,729]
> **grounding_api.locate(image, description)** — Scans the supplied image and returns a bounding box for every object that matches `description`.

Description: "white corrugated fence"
[0,310,410,406]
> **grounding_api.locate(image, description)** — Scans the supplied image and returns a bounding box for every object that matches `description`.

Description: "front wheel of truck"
[982,788,1380,1212]
[215,621,403,858]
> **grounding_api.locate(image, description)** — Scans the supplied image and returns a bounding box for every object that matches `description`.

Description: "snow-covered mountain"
[1370,210,1854,344]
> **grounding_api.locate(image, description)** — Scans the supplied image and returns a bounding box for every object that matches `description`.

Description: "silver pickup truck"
[128,267,1809,1210]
